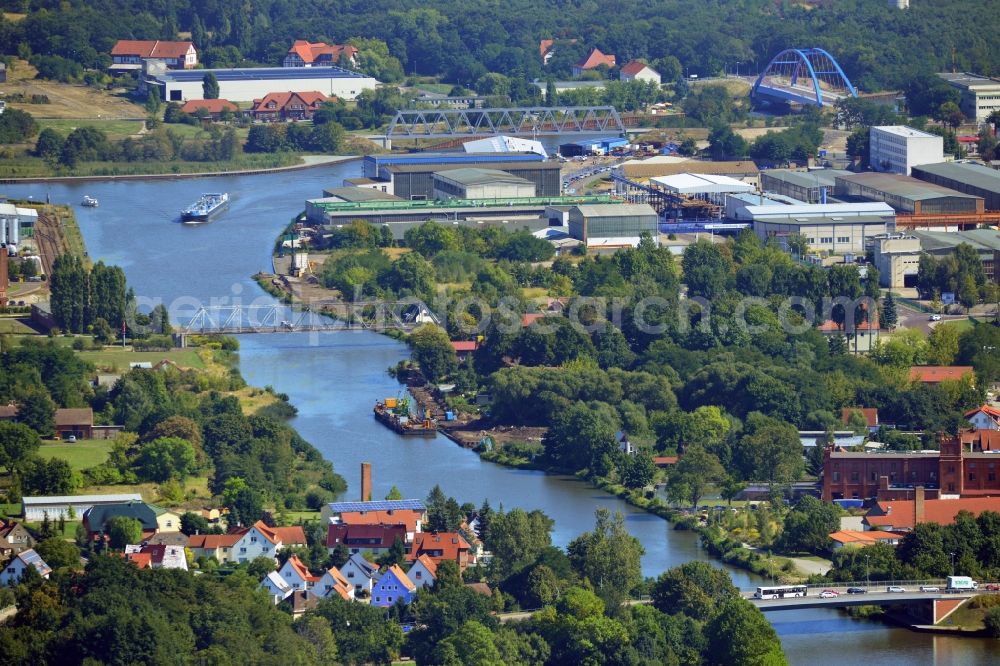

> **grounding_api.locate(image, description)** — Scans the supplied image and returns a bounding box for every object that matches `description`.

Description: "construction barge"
[373,397,437,437]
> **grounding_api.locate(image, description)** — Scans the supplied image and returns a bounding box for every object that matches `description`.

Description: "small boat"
[373,396,436,437]
[81,196,99,207]
[181,192,229,224]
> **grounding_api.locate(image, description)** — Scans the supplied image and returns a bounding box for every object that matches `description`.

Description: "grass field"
[0,60,146,120]
[38,118,145,141]
[38,439,113,472]
[283,510,323,523]
[0,317,36,334]
[939,318,975,333]
[78,348,206,371]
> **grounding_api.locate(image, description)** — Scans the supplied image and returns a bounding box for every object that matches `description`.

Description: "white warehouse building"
[148,66,379,102]
[869,126,944,176]
[749,202,896,255]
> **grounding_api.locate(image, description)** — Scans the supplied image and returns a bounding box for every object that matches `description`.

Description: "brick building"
[822,430,1000,501]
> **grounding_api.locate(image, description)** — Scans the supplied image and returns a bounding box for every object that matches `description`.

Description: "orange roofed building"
[572,48,616,77]
[111,40,197,71]
[864,489,1000,532]
[283,40,358,68]
[909,366,975,384]
[407,532,472,571]
[250,91,330,122]
[180,99,238,119]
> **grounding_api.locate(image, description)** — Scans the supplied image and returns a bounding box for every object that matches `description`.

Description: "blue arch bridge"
[752,48,857,108]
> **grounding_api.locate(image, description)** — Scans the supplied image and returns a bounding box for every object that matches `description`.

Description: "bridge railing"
[741,579,1000,594]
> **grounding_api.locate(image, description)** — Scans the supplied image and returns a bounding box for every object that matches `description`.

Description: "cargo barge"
[181,192,229,224]
[373,397,436,437]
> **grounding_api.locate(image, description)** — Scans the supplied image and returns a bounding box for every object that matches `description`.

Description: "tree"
[542,401,618,475]
[779,496,840,553]
[484,507,554,579]
[732,412,804,487]
[0,421,42,472]
[936,101,965,130]
[202,73,220,99]
[881,292,899,330]
[15,388,55,438]
[22,457,74,495]
[409,324,457,383]
[385,485,403,500]
[136,436,196,483]
[567,509,643,610]
[34,128,64,161]
[665,446,724,507]
[897,522,949,576]
[620,453,655,489]
[34,537,80,569]
[651,561,739,620]
[106,515,143,550]
[223,476,263,527]
[681,240,733,299]
[704,597,787,666]
[180,511,210,536]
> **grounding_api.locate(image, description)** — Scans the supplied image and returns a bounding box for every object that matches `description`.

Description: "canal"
[10,160,996,664]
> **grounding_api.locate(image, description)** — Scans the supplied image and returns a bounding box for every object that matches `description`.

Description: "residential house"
[864,488,1000,532]
[83,501,161,541]
[276,554,319,593]
[150,505,182,532]
[124,551,152,569]
[145,532,189,548]
[371,564,417,608]
[260,570,293,604]
[229,521,306,564]
[110,40,197,72]
[287,589,319,616]
[616,431,635,456]
[327,523,407,556]
[340,552,380,596]
[55,408,93,440]
[0,403,16,421]
[450,340,478,362]
[23,493,141,521]
[250,91,329,122]
[572,48,616,77]
[337,507,424,543]
[828,530,901,551]
[283,41,358,68]
[619,61,661,85]
[966,405,1000,431]
[408,554,438,589]
[539,38,577,66]
[407,532,472,571]
[124,544,187,570]
[908,366,975,385]
[842,407,880,433]
[1,549,51,585]
[0,519,35,557]
[653,456,679,468]
[316,566,354,600]
[180,99,238,120]
[187,532,242,563]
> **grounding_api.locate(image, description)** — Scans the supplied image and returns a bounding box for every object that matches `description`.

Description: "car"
[819,590,839,598]
[66,435,77,443]
[930,314,942,321]
[846,587,867,594]
[886,586,907,593]
[985,584,1000,591]
[920,586,940,592]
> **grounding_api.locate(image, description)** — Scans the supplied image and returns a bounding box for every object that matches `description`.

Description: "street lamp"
[950,551,956,576]
[864,553,870,590]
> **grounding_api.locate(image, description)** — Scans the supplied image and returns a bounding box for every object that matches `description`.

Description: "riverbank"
[0,154,358,184]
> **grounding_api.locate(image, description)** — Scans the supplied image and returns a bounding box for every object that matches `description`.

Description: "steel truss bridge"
[177,302,439,337]
[385,106,625,139]
[752,48,857,107]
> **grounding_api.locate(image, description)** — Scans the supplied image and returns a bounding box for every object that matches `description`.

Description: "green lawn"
[283,510,322,524]
[37,118,146,141]
[38,439,113,472]
[0,317,36,334]
[939,318,974,333]
[77,348,205,370]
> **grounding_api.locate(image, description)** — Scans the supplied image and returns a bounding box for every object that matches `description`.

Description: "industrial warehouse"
[145,65,379,102]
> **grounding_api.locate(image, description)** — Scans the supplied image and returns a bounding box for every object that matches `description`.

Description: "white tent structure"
[650,173,755,196]
[464,135,548,158]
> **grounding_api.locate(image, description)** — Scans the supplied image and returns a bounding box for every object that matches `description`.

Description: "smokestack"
[915,486,925,525]
[361,462,372,502]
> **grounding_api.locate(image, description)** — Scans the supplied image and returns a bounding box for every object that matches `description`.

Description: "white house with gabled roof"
[340,553,379,596]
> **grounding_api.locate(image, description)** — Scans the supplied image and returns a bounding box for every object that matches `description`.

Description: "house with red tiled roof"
[283,40,358,68]
[909,366,975,384]
[540,38,578,65]
[250,91,330,122]
[276,554,320,593]
[124,543,187,570]
[371,564,416,607]
[327,523,407,556]
[450,340,477,362]
[124,551,153,569]
[864,490,1000,532]
[842,407,879,433]
[407,531,471,571]
[180,99,238,119]
[572,48,616,77]
[828,529,900,551]
[407,553,438,589]
[337,508,424,543]
[317,566,354,600]
[187,532,243,562]
[619,61,660,85]
[110,40,197,71]
[188,520,304,564]
[966,405,1000,431]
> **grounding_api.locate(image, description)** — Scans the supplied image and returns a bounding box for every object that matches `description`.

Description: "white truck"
[946,576,978,591]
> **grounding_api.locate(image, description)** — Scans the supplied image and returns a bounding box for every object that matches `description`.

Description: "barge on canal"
[373,397,436,437]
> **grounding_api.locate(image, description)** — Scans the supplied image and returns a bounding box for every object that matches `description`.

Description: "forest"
[2,0,999,92]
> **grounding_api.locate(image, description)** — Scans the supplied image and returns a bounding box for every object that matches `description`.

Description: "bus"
[755,585,807,600]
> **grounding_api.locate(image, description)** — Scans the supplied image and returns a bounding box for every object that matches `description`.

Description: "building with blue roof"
[146,65,379,102]
[559,136,629,157]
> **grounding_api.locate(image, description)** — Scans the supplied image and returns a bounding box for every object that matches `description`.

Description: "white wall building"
[1,549,51,585]
[620,61,661,85]
[870,126,944,176]
[938,73,1000,123]
[872,234,921,288]
[149,66,379,103]
[22,494,142,521]
[749,202,896,255]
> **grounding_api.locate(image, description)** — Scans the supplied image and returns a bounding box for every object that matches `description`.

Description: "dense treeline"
[2,0,1000,92]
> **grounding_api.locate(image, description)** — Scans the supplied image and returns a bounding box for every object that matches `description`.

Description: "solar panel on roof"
[328,499,425,512]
